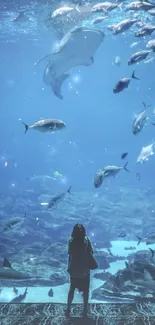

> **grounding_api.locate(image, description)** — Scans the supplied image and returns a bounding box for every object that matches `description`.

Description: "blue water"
[1,0,155,303]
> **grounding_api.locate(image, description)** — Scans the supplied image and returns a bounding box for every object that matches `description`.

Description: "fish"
[22,119,66,133]
[135,24,155,37]
[35,27,104,99]
[126,1,155,11]
[48,288,54,297]
[13,287,18,294]
[102,162,130,177]
[51,6,74,18]
[92,2,120,13]
[113,71,139,93]
[121,152,128,159]
[9,288,28,303]
[2,216,24,232]
[137,142,155,163]
[149,248,155,260]
[94,171,104,188]
[146,39,155,50]
[132,102,151,135]
[46,3,93,38]
[109,18,138,35]
[0,258,30,280]
[128,49,155,65]
[48,186,72,209]
[92,16,108,25]
[136,233,155,245]
[148,8,155,15]
[94,162,129,188]
[114,56,121,66]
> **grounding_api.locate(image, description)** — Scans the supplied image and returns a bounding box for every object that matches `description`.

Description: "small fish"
[110,18,138,35]
[114,56,121,66]
[3,216,24,232]
[113,70,139,93]
[48,186,72,209]
[128,49,155,65]
[121,152,128,159]
[126,1,155,11]
[22,119,66,133]
[135,24,155,37]
[13,11,25,22]
[136,233,155,246]
[51,6,74,18]
[48,288,54,297]
[92,16,108,25]
[13,287,18,295]
[9,288,28,303]
[146,39,155,49]
[149,247,155,259]
[92,2,120,13]
[137,142,155,164]
[132,102,151,135]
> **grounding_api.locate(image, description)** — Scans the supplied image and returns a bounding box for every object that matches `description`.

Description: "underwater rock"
[50,272,68,286]
[93,272,111,281]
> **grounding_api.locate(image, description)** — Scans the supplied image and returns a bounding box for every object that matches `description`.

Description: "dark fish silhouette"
[113,71,139,93]
[48,186,72,209]
[9,288,28,303]
[13,287,18,295]
[136,235,142,245]
[149,248,155,260]
[48,288,54,297]
[121,152,128,160]
[117,232,127,238]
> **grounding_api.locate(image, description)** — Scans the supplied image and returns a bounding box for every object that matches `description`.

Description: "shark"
[35,26,104,99]
[0,258,30,280]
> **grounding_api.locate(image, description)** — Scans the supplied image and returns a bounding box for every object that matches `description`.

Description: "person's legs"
[66,283,75,315]
[83,288,89,315]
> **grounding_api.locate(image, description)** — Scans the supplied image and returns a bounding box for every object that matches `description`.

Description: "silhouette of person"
[66,224,94,317]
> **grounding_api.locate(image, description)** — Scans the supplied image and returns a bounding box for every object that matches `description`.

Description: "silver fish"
[128,49,155,65]
[113,71,139,93]
[132,102,150,135]
[22,119,66,133]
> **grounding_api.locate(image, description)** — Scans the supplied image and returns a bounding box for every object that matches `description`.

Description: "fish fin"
[149,247,155,259]
[136,235,142,245]
[142,101,151,109]
[144,269,153,281]
[152,46,155,52]
[67,186,72,194]
[50,74,70,100]
[34,54,52,66]
[84,56,94,66]
[3,258,12,268]
[132,70,139,80]
[124,162,130,172]
[125,261,129,269]
[22,122,29,134]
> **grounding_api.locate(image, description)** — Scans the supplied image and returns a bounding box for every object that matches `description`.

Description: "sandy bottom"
[0,240,153,303]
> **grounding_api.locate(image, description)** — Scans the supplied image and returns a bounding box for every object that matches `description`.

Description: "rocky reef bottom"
[1,302,155,325]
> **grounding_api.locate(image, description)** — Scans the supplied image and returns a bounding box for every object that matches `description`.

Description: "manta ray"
[35,26,104,99]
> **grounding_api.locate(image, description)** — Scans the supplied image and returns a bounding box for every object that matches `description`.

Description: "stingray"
[35,26,104,99]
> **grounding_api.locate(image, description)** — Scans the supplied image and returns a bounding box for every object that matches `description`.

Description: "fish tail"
[136,235,142,246]
[67,186,72,194]
[142,101,151,109]
[22,122,29,134]
[132,70,139,80]
[149,247,154,259]
[124,162,130,172]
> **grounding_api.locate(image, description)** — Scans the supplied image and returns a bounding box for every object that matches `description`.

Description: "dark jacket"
[68,236,93,278]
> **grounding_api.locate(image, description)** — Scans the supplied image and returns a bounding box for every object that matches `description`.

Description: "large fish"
[22,119,66,133]
[35,27,104,99]
[0,258,30,280]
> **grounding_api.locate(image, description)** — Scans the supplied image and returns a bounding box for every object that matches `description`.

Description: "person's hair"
[71,224,86,244]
